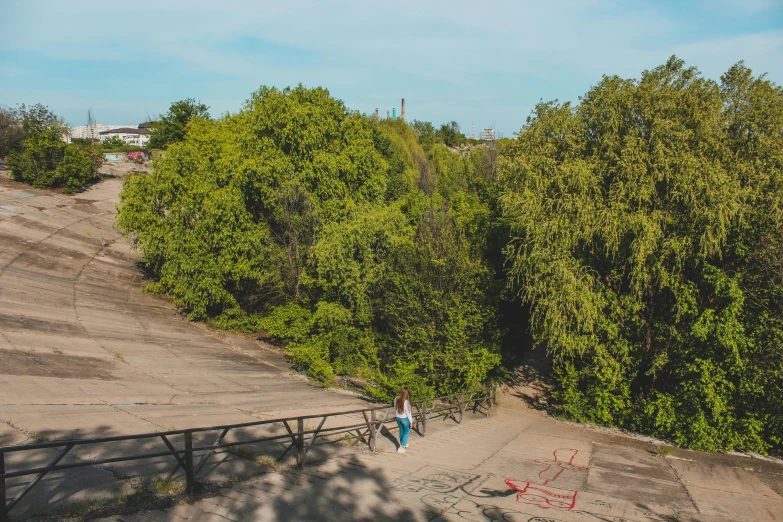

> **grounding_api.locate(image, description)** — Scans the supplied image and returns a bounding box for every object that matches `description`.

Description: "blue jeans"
[397,417,410,447]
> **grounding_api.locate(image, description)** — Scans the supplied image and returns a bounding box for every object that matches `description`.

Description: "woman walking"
[395,387,413,453]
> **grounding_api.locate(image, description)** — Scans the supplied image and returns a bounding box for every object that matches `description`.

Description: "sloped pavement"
[93,405,783,522]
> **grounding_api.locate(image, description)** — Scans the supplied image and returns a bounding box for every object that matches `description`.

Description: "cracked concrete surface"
[2,171,782,521]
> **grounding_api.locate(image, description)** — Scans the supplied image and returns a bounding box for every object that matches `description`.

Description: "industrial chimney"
[387,110,390,119]
[375,108,379,120]
[401,98,405,121]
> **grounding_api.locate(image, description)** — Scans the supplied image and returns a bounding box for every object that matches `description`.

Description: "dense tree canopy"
[148,98,210,149]
[118,85,501,400]
[118,59,782,455]
[499,57,783,453]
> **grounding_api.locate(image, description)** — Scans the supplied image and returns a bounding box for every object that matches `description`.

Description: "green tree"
[499,57,783,453]
[0,105,23,158]
[56,144,103,193]
[101,135,126,149]
[409,120,437,150]
[437,121,465,148]
[148,98,210,149]
[118,85,502,398]
[6,104,101,192]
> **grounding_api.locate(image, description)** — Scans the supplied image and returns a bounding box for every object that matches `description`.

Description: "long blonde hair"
[396,387,411,414]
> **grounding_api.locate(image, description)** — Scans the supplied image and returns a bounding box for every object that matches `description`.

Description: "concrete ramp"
[0,173,368,517]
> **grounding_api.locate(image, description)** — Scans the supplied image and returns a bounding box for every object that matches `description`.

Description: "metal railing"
[0,388,494,521]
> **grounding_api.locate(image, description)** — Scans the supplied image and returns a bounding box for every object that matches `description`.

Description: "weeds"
[51,348,63,355]
[330,432,357,445]
[47,477,177,521]
[224,444,285,471]
[152,476,185,495]
[255,455,285,471]
[658,446,673,457]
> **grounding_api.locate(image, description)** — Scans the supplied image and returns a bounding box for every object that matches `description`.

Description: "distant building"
[99,127,150,147]
[70,124,136,142]
[480,128,495,141]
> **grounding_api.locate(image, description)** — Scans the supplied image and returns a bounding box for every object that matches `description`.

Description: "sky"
[1,0,781,137]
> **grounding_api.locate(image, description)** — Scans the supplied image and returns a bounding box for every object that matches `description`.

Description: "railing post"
[296,419,304,468]
[488,386,494,417]
[458,394,465,423]
[370,410,377,452]
[421,401,428,436]
[1,452,8,522]
[184,432,195,496]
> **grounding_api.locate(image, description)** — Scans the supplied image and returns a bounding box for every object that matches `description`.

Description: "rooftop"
[99,127,149,135]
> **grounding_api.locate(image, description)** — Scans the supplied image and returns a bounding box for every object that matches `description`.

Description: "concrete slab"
[686,484,783,521]
[670,458,783,500]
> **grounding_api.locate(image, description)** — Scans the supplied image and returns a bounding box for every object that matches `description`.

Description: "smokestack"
[401,98,405,121]
[375,108,379,120]
[392,108,396,119]
[387,110,390,119]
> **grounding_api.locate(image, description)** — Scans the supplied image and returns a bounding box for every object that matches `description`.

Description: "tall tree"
[437,121,465,148]
[0,105,23,158]
[148,98,210,149]
[499,57,783,453]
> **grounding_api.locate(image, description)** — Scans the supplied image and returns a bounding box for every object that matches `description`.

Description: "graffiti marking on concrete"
[393,466,481,494]
[534,448,588,485]
[505,480,579,511]
[421,493,564,522]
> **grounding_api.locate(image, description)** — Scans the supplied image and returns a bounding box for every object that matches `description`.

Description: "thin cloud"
[0,0,780,133]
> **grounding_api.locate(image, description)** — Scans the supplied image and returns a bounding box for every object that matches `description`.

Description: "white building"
[98,127,150,147]
[480,128,495,141]
[69,124,136,142]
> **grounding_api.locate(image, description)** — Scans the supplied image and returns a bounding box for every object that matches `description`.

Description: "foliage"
[117,59,783,454]
[499,57,783,453]
[437,121,466,148]
[0,105,23,158]
[4,104,102,193]
[56,143,103,193]
[118,86,502,400]
[409,120,437,150]
[148,98,210,149]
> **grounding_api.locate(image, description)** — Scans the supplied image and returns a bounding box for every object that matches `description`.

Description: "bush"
[5,104,102,192]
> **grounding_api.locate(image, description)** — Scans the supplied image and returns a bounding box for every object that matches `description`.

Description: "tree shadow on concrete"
[214,454,420,522]
[4,420,418,521]
[3,423,287,520]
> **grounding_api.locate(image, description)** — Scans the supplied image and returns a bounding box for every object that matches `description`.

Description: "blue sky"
[1,0,781,137]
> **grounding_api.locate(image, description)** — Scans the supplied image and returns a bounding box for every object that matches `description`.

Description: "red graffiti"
[533,448,588,485]
[504,479,578,511]
[504,448,588,511]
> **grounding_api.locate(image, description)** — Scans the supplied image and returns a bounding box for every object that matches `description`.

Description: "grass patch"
[223,444,286,471]
[152,476,185,495]
[255,454,285,471]
[658,446,673,457]
[51,348,63,355]
[330,432,357,445]
[113,352,125,361]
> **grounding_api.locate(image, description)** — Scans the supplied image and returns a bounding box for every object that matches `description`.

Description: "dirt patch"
[0,350,118,379]
[498,348,554,413]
